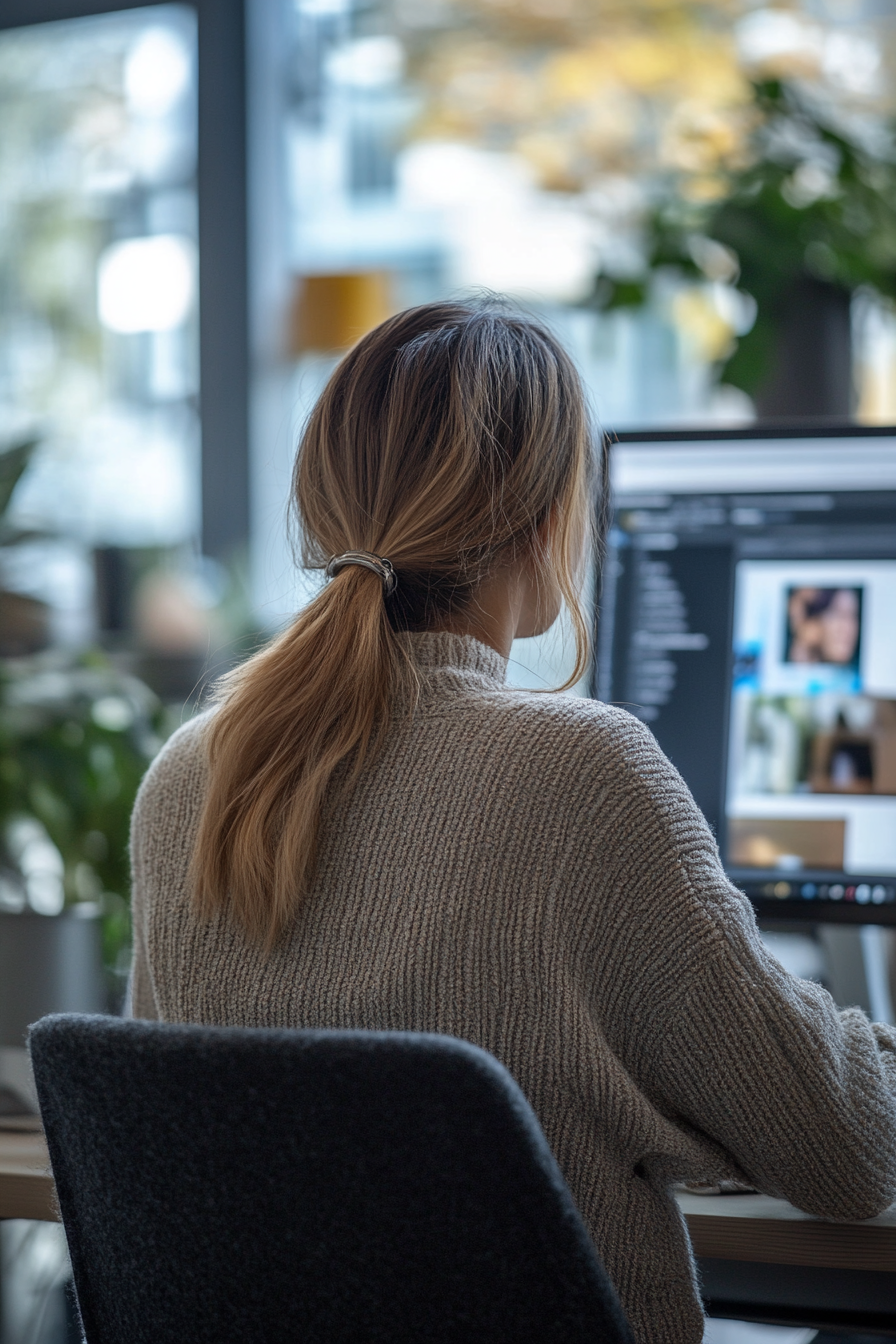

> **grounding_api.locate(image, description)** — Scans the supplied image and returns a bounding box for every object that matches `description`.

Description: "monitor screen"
[598,427,896,925]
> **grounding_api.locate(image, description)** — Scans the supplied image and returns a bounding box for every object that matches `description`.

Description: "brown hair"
[191,300,595,946]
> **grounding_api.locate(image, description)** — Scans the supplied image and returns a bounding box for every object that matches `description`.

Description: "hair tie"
[325,551,397,596]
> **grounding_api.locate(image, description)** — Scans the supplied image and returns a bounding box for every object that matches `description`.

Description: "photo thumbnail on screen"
[726,561,896,885]
[784,587,862,669]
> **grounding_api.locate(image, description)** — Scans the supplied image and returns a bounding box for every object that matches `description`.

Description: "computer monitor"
[598,426,896,925]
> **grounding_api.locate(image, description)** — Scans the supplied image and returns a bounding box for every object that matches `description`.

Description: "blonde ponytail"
[191,567,415,946]
[191,300,595,946]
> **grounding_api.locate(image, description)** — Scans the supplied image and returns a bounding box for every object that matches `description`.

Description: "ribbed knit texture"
[130,631,896,1344]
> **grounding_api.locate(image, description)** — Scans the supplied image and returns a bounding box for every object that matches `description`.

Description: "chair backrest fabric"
[30,1014,634,1344]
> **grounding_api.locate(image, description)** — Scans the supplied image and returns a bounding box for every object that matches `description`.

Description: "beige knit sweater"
[130,631,896,1343]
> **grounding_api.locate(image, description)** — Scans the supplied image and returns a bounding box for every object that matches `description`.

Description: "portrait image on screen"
[783,586,862,669]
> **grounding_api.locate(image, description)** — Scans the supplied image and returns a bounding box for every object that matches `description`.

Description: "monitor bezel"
[608,421,896,443]
[601,422,896,925]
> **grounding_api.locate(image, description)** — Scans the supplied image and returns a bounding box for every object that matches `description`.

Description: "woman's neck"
[435,558,550,659]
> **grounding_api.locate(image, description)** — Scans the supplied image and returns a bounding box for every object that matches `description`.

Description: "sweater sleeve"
[581,709,896,1221]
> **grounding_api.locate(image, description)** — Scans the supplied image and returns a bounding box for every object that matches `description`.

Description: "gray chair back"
[30,1015,634,1344]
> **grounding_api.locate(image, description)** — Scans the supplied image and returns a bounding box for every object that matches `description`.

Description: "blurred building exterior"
[0,6,199,647]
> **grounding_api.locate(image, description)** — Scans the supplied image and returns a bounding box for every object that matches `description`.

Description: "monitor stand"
[817,925,895,1023]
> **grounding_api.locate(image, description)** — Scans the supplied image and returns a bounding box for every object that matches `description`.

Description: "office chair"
[30,1015,634,1344]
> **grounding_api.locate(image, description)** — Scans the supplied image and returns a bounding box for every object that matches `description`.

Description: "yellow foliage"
[515,132,580,192]
[671,287,736,361]
[679,173,730,202]
[540,32,746,107]
[403,0,892,197]
[408,14,754,192]
[660,100,751,173]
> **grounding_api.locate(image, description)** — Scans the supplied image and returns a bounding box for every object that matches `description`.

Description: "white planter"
[0,910,105,1051]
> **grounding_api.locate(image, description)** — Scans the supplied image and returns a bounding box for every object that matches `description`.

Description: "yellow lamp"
[289,272,394,355]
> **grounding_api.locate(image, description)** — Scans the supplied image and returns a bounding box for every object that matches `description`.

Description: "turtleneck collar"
[396,630,508,688]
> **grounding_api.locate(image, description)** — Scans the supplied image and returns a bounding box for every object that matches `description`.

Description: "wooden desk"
[0,1130,57,1222]
[679,1190,896,1270]
[677,1190,896,1332]
[1,1137,894,1330]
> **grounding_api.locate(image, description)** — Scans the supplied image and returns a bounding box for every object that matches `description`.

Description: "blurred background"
[1,3,896,1338]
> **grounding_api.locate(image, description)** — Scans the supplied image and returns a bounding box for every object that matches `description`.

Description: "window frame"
[0,0,250,563]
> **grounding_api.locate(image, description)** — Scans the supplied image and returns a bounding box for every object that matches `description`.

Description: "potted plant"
[593,79,896,418]
[0,438,165,1072]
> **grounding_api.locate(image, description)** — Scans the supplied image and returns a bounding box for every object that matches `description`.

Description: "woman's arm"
[583,708,896,1220]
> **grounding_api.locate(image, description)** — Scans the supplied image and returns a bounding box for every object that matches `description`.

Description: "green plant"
[0,437,166,984]
[0,657,165,967]
[593,79,896,397]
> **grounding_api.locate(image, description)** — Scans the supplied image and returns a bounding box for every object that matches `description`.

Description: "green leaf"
[0,438,39,519]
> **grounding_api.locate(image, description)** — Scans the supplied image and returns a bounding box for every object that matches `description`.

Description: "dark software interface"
[597,429,896,924]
